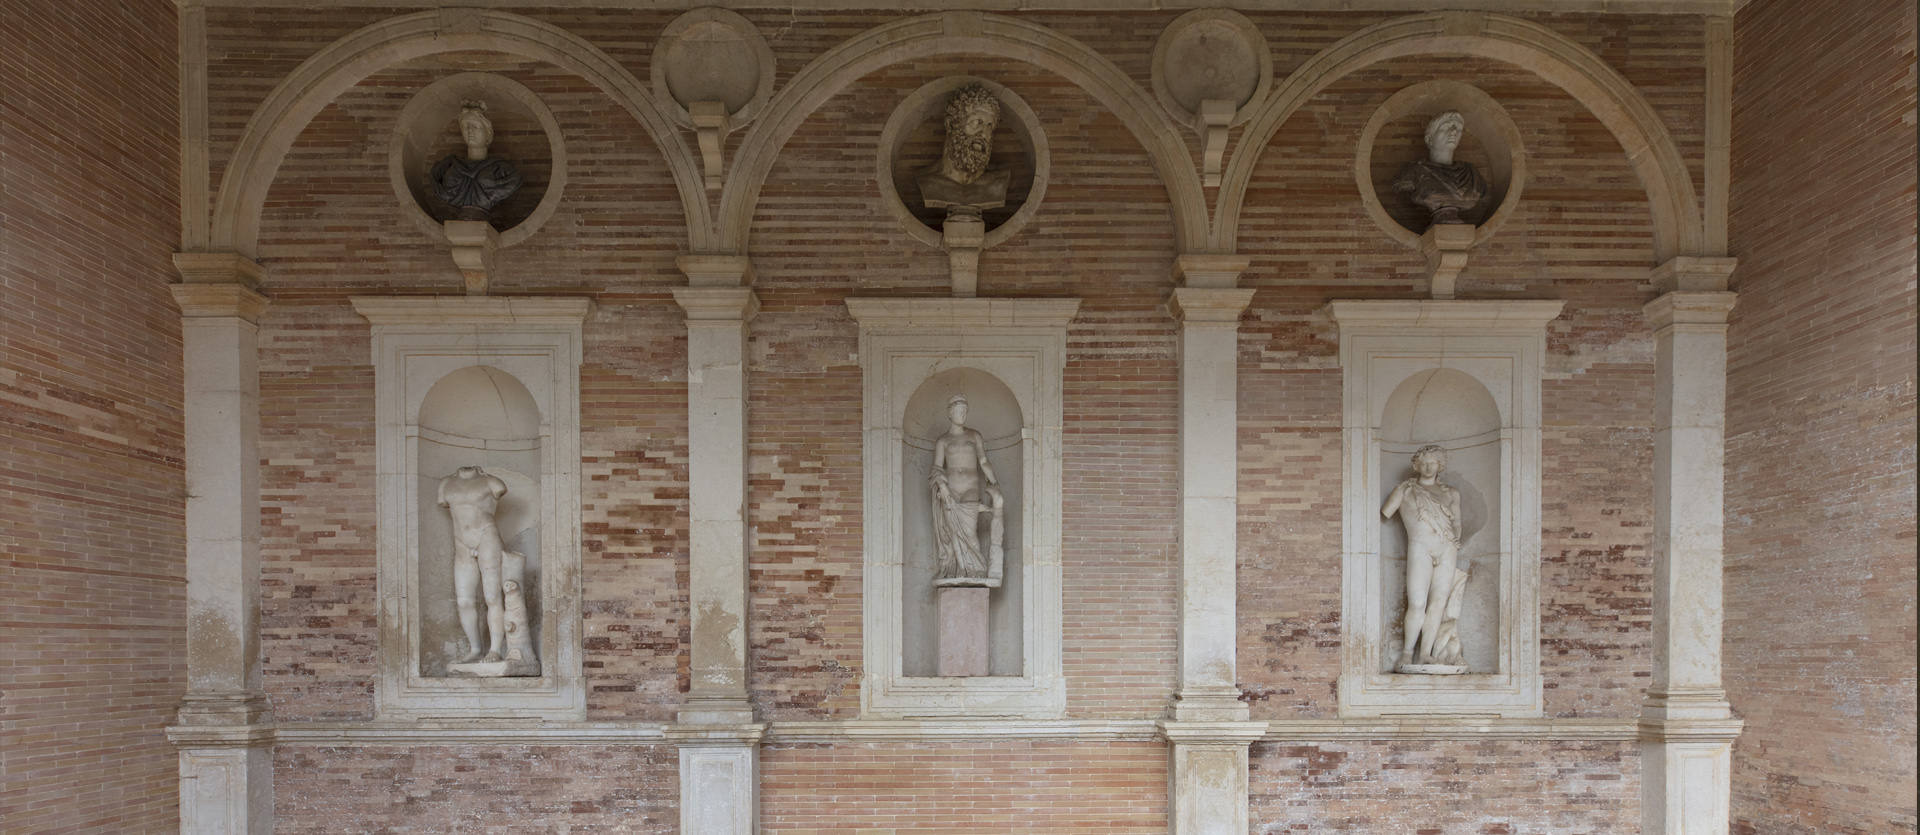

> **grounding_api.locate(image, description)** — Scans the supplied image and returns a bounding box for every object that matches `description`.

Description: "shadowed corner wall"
[0,1,187,834]
[1727,0,1918,832]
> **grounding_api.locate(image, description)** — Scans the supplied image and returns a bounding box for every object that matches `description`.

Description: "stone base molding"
[1159,721,1269,835]
[668,724,766,835]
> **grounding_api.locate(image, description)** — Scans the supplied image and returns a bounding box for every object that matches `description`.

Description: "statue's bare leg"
[1400,542,1433,667]
[1417,556,1456,664]
[478,540,506,662]
[453,549,485,663]
[987,486,1005,566]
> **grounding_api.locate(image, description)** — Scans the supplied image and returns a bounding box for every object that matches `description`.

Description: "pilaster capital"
[673,286,760,322]
[1650,256,1737,293]
[1643,291,1738,333]
[171,282,269,323]
[1169,287,1256,325]
[677,254,756,288]
[1637,717,1744,744]
[1156,719,1270,747]
[1172,253,1251,289]
[167,723,277,749]
[174,691,274,728]
[173,251,265,287]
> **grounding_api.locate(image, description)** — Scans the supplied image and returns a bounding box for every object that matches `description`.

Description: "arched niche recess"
[387,72,567,247]
[355,296,589,721]
[1377,368,1501,676]
[846,296,1078,718]
[1329,299,1562,718]
[900,367,1025,678]
[414,366,546,678]
[877,76,1050,249]
[1356,81,1526,249]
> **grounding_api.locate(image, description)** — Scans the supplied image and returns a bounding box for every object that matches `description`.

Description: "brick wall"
[0,2,184,833]
[206,8,1713,830]
[1726,0,1918,832]
[761,741,1167,833]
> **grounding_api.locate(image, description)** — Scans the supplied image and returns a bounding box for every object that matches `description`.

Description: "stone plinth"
[938,586,990,677]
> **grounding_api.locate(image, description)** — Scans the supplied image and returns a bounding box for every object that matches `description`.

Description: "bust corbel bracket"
[443,219,499,295]
[689,101,732,191]
[1419,223,1475,300]
[1199,99,1235,188]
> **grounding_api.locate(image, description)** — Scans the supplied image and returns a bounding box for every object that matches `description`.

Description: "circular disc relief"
[876,76,1050,250]
[1151,8,1273,129]
[651,7,775,128]
[386,72,567,248]
[1355,80,1527,250]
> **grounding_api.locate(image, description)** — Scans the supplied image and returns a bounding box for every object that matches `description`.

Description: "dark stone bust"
[431,101,524,222]
[1393,111,1488,227]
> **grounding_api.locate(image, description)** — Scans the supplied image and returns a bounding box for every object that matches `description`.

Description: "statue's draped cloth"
[929,468,989,581]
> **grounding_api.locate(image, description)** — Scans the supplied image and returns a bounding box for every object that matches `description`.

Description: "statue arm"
[488,474,507,499]
[1382,480,1410,518]
[1446,489,1462,542]
[972,431,999,487]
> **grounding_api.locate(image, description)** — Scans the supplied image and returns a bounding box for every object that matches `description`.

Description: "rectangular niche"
[1329,300,1563,718]
[354,297,589,721]
[845,298,1079,718]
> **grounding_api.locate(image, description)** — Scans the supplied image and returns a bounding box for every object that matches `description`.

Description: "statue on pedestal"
[929,394,1005,589]
[430,100,524,223]
[1382,444,1470,674]
[916,84,1011,220]
[1392,111,1488,227]
[439,466,539,677]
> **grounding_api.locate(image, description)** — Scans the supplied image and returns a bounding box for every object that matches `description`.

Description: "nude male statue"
[438,465,537,674]
[1382,444,1470,672]
[929,394,1006,588]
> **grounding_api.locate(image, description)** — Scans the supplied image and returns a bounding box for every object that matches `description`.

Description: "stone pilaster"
[167,252,273,835]
[672,255,763,835]
[1166,254,1256,722]
[1158,721,1268,835]
[1640,256,1743,835]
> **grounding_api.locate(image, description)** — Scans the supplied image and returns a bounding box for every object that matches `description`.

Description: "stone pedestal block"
[937,587,990,676]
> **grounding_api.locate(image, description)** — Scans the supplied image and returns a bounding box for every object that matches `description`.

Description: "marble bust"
[1392,111,1489,227]
[916,84,1011,215]
[928,394,1006,588]
[439,465,539,676]
[1382,445,1470,674]
[430,100,525,223]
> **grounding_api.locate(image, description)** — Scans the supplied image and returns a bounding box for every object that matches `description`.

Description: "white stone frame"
[1330,300,1562,717]
[355,297,589,720]
[846,298,1078,718]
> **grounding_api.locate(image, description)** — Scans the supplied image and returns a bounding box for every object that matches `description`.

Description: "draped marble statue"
[1382,445,1470,674]
[928,394,1006,588]
[431,100,525,223]
[1392,111,1489,227]
[440,466,539,676]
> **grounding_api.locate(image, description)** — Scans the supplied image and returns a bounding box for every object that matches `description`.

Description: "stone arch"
[207,9,710,259]
[716,12,1209,255]
[1213,12,1704,262]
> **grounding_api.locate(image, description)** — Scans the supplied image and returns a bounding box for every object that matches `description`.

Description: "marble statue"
[439,465,539,676]
[1382,444,1470,674]
[916,84,1011,215]
[1392,111,1489,227]
[928,394,1006,588]
[430,100,525,222]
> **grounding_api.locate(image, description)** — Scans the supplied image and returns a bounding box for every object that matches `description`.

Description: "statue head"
[947,393,969,426]
[939,84,1003,185]
[458,100,495,161]
[1411,444,1448,478]
[1424,111,1466,165]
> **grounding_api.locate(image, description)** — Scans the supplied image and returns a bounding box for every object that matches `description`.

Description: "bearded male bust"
[916,84,1012,214]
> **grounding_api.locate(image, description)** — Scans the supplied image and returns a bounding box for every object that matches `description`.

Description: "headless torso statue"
[439,466,539,676]
[1382,445,1470,674]
[1392,111,1489,227]
[929,395,1005,588]
[431,101,524,223]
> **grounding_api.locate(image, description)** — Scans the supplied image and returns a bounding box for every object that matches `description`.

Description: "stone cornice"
[1651,255,1738,293]
[350,295,593,327]
[173,251,264,287]
[1643,290,1738,332]
[1171,254,1252,289]
[1325,299,1567,332]
[845,297,1082,330]
[178,0,1744,14]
